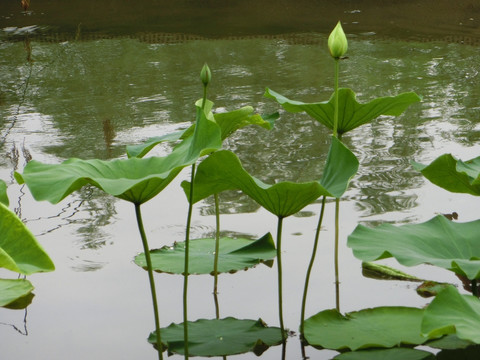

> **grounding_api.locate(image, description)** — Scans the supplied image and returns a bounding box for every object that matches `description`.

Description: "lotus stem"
[213,193,221,319]
[276,216,286,340]
[134,203,163,360]
[333,58,340,138]
[183,163,196,359]
[300,196,326,334]
[334,197,340,312]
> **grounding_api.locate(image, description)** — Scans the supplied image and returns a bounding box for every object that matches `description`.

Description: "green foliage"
[0,278,34,308]
[264,87,421,135]
[304,307,429,351]
[413,154,480,196]
[422,286,480,344]
[334,348,435,360]
[0,180,8,206]
[149,318,285,356]
[0,201,55,275]
[182,136,358,217]
[134,233,276,275]
[348,215,480,280]
[361,262,423,282]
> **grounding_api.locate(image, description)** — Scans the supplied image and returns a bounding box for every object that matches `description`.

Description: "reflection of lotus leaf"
[348,215,480,280]
[148,317,285,356]
[304,307,428,351]
[334,348,435,360]
[134,233,276,275]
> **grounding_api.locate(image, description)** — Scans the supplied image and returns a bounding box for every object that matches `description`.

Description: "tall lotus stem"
[134,203,163,360]
[276,216,286,340]
[300,196,326,334]
[213,193,221,319]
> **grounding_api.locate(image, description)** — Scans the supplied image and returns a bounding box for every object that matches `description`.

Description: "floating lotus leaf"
[0,278,34,308]
[303,307,429,351]
[264,87,421,135]
[348,215,480,280]
[148,317,285,356]
[412,154,480,196]
[15,104,222,205]
[182,136,358,217]
[361,262,423,282]
[334,348,435,360]
[422,285,480,344]
[135,233,276,275]
[0,202,54,275]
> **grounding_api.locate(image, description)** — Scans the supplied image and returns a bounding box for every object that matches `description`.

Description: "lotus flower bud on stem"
[328,21,348,59]
[200,63,211,86]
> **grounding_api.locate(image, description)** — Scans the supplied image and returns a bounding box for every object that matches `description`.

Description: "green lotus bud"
[328,21,348,59]
[200,63,211,86]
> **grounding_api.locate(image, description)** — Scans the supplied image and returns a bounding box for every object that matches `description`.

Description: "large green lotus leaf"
[348,215,480,280]
[15,105,222,205]
[0,278,34,308]
[303,307,428,351]
[422,285,480,344]
[134,233,276,275]
[0,202,54,275]
[0,179,8,206]
[412,154,480,196]
[264,87,421,135]
[334,348,435,360]
[182,136,358,217]
[148,317,285,356]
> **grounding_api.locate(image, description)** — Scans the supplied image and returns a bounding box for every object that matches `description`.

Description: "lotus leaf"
[412,154,480,196]
[303,307,429,351]
[264,87,421,135]
[148,317,285,356]
[422,285,480,344]
[0,179,8,206]
[348,215,480,280]
[135,233,276,275]
[15,104,222,205]
[334,348,435,360]
[0,202,54,275]
[0,278,34,308]
[182,136,358,217]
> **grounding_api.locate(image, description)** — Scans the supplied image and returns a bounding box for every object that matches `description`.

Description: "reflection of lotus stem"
[134,204,163,360]
[213,193,220,319]
[276,216,286,340]
[300,196,326,334]
[183,163,196,359]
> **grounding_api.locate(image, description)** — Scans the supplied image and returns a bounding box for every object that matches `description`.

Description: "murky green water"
[1,2,480,360]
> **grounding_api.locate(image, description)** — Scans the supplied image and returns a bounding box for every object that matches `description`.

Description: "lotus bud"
[200,63,211,86]
[328,21,348,59]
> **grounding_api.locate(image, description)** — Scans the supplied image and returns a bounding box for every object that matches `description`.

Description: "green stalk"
[276,216,286,340]
[334,198,340,312]
[333,58,340,138]
[300,196,326,334]
[134,203,163,360]
[213,193,221,319]
[183,163,196,359]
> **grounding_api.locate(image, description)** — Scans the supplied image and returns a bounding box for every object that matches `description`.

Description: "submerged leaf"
[135,233,276,275]
[182,136,358,217]
[265,87,420,135]
[0,202,54,275]
[362,262,423,282]
[412,154,480,196]
[149,317,285,356]
[348,215,480,280]
[422,285,480,344]
[0,278,34,308]
[303,307,429,351]
[15,104,222,205]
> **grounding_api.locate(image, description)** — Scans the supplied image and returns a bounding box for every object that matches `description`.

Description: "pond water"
[1,1,480,359]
